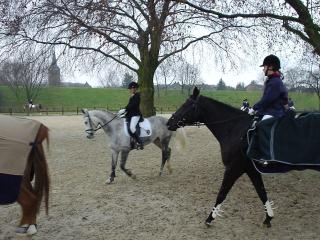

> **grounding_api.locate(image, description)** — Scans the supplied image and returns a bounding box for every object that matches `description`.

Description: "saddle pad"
[123,118,152,137]
[0,114,41,176]
[247,112,320,173]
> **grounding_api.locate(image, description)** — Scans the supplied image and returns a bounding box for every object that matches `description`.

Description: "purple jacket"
[253,73,288,118]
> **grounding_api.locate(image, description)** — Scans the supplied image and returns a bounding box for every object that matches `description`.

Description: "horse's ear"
[81,109,86,114]
[192,87,200,98]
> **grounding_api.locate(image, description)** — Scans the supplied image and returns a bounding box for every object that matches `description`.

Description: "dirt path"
[1,115,320,240]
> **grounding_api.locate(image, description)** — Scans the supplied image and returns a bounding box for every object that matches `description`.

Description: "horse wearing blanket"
[0,115,50,236]
[81,109,186,184]
[167,87,275,227]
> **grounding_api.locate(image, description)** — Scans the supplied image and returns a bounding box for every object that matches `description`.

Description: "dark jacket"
[125,92,142,118]
[253,73,288,118]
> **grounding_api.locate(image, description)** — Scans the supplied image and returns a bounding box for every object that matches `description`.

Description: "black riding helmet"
[128,81,139,89]
[260,54,281,71]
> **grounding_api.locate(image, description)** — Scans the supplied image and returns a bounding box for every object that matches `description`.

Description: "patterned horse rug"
[0,115,41,204]
[247,112,320,173]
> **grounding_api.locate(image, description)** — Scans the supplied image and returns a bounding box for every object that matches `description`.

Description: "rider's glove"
[117,109,126,117]
[248,108,255,115]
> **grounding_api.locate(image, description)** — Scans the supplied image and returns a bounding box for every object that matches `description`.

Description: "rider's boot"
[133,132,144,150]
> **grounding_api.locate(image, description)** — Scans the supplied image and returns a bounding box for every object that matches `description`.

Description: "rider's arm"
[253,80,281,112]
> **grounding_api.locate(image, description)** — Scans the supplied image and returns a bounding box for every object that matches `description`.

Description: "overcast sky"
[68,52,295,88]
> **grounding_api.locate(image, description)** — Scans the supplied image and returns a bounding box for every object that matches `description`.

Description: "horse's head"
[81,109,96,139]
[167,87,201,131]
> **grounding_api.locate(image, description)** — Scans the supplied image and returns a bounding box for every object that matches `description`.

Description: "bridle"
[85,112,118,134]
[173,95,200,128]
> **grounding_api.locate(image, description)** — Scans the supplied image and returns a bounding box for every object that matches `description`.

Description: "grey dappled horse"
[81,109,186,183]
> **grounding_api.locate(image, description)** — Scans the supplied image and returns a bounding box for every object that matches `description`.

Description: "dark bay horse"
[1,123,50,236]
[167,87,274,227]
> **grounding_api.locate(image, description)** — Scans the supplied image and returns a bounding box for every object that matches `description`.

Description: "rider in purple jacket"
[253,55,288,119]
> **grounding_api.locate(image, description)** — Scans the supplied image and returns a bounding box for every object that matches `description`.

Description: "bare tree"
[180,0,320,57]
[284,67,304,91]
[98,68,121,88]
[156,57,177,95]
[184,62,203,95]
[300,67,320,110]
[0,53,47,103]
[0,0,249,116]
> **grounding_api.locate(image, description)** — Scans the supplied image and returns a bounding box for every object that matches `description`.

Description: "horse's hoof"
[105,178,114,184]
[263,221,272,228]
[205,214,214,226]
[263,215,273,228]
[263,222,272,228]
[16,224,37,236]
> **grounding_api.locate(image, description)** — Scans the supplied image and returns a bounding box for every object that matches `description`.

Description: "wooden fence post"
[62,106,64,115]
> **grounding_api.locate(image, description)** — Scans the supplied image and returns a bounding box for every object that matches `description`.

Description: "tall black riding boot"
[133,132,144,150]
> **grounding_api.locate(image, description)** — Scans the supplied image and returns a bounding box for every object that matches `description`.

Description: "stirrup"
[136,142,144,150]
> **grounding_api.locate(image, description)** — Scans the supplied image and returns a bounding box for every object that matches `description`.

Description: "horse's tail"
[173,128,187,151]
[27,124,50,215]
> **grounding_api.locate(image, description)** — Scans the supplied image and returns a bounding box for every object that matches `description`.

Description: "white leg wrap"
[264,200,274,217]
[211,204,223,218]
[27,224,38,235]
[16,224,37,236]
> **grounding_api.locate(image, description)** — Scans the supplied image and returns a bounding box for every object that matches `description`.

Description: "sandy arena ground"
[1,115,320,240]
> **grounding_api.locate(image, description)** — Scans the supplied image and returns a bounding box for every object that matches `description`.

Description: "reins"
[191,114,249,127]
[85,114,118,133]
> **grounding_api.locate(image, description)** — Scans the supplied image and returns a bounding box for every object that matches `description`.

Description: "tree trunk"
[138,65,156,117]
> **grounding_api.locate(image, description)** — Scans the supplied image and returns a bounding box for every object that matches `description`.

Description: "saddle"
[123,118,152,138]
[247,111,320,173]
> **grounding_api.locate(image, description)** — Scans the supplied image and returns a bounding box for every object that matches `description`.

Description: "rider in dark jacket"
[253,55,288,119]
[118,81,143,149]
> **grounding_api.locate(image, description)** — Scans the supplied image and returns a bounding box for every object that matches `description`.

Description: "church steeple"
[52,51,57,65]
[48,50,61,86]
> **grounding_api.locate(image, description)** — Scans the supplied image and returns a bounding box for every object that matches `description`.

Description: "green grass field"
[0,86,318,113]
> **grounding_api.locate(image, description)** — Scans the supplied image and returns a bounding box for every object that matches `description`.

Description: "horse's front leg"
[246,162,274,228]
[120,150,136,179]
[106,149,119,184]
[205,164,244,226]
[153,138,172,176]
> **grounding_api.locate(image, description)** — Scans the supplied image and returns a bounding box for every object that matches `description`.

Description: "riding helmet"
[260,54,281,70]
[128,81,139,89]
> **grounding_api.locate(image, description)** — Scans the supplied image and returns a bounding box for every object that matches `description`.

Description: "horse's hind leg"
[16,183,38,236]
[246,163,274,228]
[206,164,244,226]
[120,150,136,179]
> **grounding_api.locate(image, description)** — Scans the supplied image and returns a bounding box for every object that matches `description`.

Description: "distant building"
[61,81,92,88]
[245,81,263,91]
[48,52,61,86]
[83,81,92,88]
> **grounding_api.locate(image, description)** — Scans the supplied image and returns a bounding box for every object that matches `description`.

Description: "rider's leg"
[130,116,143,149]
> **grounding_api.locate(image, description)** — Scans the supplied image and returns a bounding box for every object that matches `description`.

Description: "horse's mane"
[92,109,116,116]
[200,95,246,115]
